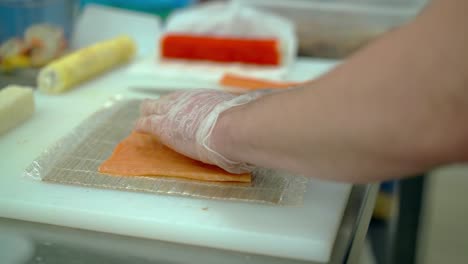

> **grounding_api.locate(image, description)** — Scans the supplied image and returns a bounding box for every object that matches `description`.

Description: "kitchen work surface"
[0,184,378,264]
[27,100,307,205]
[0,58,352,263]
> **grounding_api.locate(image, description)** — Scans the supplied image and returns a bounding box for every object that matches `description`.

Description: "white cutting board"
[0,58,351,263]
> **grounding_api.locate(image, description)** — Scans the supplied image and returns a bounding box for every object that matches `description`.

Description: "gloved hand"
[135,89,263,174]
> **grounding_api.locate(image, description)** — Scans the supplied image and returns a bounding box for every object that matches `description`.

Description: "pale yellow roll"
[0,85,35,135]
[37,36,136,94]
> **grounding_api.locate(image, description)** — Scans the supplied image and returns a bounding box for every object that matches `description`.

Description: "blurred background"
[1,1,467,264]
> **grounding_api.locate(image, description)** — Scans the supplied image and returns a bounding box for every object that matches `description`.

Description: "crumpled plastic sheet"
[25,99,308,206]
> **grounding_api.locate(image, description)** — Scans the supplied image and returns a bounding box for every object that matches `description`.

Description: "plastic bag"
[161,1,297,67]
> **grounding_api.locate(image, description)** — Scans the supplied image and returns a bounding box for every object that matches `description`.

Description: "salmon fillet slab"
[98,132,251,183]
[161,34,281,66]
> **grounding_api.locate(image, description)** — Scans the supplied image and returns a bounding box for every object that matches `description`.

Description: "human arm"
[137,0,468,183]
[211,0,468,182]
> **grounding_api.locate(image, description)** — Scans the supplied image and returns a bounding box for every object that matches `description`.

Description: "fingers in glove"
[140,92,184,116]
[134,115,163,135]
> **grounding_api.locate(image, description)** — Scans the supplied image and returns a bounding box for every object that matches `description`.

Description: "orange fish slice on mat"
[99,131,251,183]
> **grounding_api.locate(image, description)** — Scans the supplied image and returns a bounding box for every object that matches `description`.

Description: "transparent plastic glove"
[135,89,263,174]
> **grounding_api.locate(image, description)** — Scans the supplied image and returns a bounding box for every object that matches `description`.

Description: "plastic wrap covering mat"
[25,100,307,205]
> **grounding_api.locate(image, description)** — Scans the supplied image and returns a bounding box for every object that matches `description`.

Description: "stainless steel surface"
[0,184,377,264]
[344,184,379,264]
[327,184,378,264]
